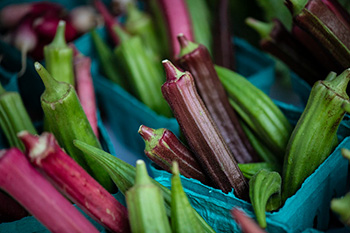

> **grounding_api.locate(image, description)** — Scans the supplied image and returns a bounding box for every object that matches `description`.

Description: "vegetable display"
[1,0,350,232]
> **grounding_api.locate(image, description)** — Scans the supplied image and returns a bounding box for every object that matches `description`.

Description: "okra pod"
[246,17,328,84]
[44,20,75,85]
[125,3,162,60]
[90,29,127,89]
[19,131,130,233]
[161,60,248,198]
[249,169,282,228]
[185,0,212,55]
[238,162,281,180]
[171,161,207,233]
[73,47,99,138]
[138,125,209,185]
[73,140,216,233]
[126,160,171,233]
[156,0,194,58]
[240,120,279,164]
[231,208,266,233]
[177,35,258,164]
[114,27,172,117]
[212,0,235,70]
[0,83,37,151]
[216,66,292,161]
[0,148,99,233]
[35,62,115,193]
[93,0,120,46]
[331,192,350,227]
[289,0,350,70]
[282,69,350,202]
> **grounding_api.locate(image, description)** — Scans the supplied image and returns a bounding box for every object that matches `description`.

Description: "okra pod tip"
[162,59,185,81]
[34,62,70,102]
[177,33,199,57]
[138,125,164,147]
[47,20,67,49]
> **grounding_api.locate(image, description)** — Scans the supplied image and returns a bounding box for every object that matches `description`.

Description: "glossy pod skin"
[282,69,350,202]
[126,160,171,233]
[35,62,115,193]
[138,125,210,185]
[0,148,99,233]
[170,162,207,233]
[19,132,130,233]
[74,139,216,233]
[216,66,292,162]
[177,35,258,164]
[161,60,249,199]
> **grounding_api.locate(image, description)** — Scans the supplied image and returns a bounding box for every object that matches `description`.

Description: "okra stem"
[44,20,75,86]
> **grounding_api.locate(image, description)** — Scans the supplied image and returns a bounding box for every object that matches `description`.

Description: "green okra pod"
[282,69,350,202]
[0,84,36,151]
[125,3,163,60]
[44,20,75,85]
[238,162,281,180]
[331,192,350,227]
[35,62,115,193]
[171,161,206,233]
[240,120,279,165]
[185,0,212,55]
[216,65,292,161]
[114,27,172,117]
[73,140,216,233]
[126,160,171,233]
[90,29,127,89]
[249,169,282,229]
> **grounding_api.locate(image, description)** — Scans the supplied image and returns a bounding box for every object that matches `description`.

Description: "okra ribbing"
[161,60,249,198]
[126,160,171,233]
[0,83,37,151]
[177,35,258,164]
[171,161,207,233]
[282,69,350,202]
[73,140,216,233]
[138,125,210,185]
[19,131,130,233]
[35,62,115,193]
[0,148,99,233]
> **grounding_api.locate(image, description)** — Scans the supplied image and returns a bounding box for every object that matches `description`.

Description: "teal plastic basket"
[151,137,350,233]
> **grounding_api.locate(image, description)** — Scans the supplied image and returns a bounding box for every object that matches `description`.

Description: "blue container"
[151,137,350,233]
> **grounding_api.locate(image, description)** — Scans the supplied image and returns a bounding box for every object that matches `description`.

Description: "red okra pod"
[161,60,249,198]
[177,34,258,164]
[138,125,210,185]
[72,46,99,138]
[156,0,194,58]
[18,131,130,233]
[0,147,99,233]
